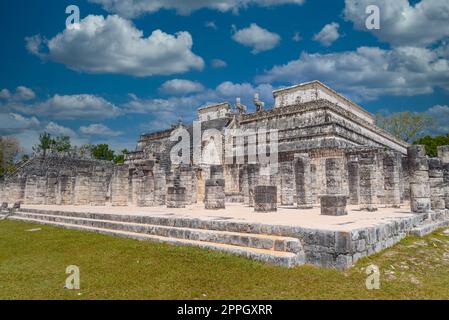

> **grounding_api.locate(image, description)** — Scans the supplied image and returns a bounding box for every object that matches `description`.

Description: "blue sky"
[1,0,448,153]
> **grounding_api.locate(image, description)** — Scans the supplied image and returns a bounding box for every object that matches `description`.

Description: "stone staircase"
[410,210,449,237]
[6,208,305,267]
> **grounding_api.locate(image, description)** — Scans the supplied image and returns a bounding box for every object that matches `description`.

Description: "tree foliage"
[413,134,449,157]
[376,112,433,143]
[0,136,20,178]
[32,132,72,157]
[90,144,115,161]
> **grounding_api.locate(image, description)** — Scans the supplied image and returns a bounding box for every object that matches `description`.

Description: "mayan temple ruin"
[1,80,449,269]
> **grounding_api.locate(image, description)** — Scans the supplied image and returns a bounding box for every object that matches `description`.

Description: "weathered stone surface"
[166,187,186,208]
[383,152,401,208]
[358,151,378,212]
[280,161,295,205]
[347,159,360,205]
[428,158,445,210]
[325,158,343,195]
[320,195,347,216]
[408,145,431,213]
[205,179,225,209]
[254,186,277,212]
[295,155,313,209]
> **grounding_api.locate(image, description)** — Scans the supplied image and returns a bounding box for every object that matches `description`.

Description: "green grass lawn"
[1,220,449,300]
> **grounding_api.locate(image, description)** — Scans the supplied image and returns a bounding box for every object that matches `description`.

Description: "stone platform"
[3,203,449,269]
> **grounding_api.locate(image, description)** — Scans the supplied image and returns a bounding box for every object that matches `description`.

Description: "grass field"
[1,220,449,300]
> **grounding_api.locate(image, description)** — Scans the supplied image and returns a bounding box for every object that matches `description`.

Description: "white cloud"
[26,15,204,77]
[159,79,205,95]
[34,94,121,120]
[79,123,122,137]
[343,0,449,47]
[211,59,227,68]
[0,86,36,101]
[257,45,449,101]
[292,32,302,42]
[90,0,305,18]
[125,81,274,131]
[205,21,217,29]
[313,22,340,47]
[0,113,40,135]
[232,23,281,54]
[45,122,77,137]
[426,105,449,135]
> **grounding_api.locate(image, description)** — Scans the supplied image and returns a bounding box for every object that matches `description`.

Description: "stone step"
[14,211,302,254]
[9,215,302,267]
[18,208,279,235]
[410,219,449,237]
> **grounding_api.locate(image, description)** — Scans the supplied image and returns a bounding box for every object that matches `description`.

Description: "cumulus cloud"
[0,86,36,101]
[257,45,449,101]
[1,93,121,121]
[26,15,204,77]
[313,22,340,47]
[90,0,305,18]
[159,79,205,95]
[35,94,121,120]
[343,0,449,47]
[125,81,274,131]
[232,23,281,54]
[211,59,227,68]
[79,123,122,137]
[0,113,40,135]
[426,105,449,135]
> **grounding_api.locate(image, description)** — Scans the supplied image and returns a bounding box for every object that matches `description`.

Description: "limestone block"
[205,179,225,210]
[320,195,348,216]
[254,186,277,212]
[166,187,186,208]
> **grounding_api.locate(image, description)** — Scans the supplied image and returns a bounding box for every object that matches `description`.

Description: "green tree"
[376,112,433,143]
[33,132,54,158]
[113,149,129,164]
[413,134,449,157]
[52,135,71,153]
[0,136,20,178]
[90,144,115,161]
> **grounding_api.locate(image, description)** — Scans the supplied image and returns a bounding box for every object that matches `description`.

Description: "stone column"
[46,170,58,205]
[210,165,224,180]
[57,170,74,205]
[89,166,108,206]
[166,187,186,208]
[137,171,154,207]
[247,164,260,207]
[74,167,91,205]
[325,158,343,195]
[359,151,378,212]
[428,158,445,211]
[295,156,313,209]
[153,163,166,206]
[254,186,277,212]
[438,146,449,209]
[180,166,195,205]
[239,165,250,205]
[280,161,295,205]
[24,175,37,204]
[204,179,225,209]
[321,195,347,216]
[383,151,401,208]
[111,165,129,206]
[408,145,431,213]
[347,158,360,205]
